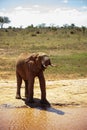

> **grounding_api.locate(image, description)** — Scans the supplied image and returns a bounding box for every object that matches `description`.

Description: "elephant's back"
[16,53,30,65]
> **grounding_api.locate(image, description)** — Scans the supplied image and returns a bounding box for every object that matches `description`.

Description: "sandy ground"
[0,78,87,107]
[0,78,87,130]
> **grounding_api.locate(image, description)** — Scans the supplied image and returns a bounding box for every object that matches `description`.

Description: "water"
[0,104,87,130]
[0,106,64,130]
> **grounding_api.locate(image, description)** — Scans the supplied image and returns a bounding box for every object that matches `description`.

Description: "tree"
[70,23,75,29]
[37,23,46,28]
[0,16,10,28]
[63,24,69,28]
[82,26,86,34]
[0,17,3,28]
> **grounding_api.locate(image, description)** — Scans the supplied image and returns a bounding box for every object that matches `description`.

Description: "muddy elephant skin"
[16,52,51,104]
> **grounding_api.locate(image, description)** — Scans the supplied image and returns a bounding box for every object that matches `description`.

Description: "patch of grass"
[46,53,87,78]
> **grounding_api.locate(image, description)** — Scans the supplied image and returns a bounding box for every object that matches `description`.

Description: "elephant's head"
[41,55,51,69]
[36,53,53,70]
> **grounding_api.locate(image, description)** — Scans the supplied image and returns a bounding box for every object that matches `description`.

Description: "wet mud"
[0,101,87,130]
[0,106,87,130]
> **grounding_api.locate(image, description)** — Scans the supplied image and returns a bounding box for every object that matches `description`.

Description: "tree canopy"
[0,16,10,28]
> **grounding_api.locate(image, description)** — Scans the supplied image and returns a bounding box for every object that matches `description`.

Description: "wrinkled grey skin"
[16,53,52,104]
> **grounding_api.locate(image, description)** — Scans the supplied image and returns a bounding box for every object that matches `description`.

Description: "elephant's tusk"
[50,64,57,67]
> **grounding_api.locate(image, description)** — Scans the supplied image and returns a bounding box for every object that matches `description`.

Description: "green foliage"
[0,16,10,28]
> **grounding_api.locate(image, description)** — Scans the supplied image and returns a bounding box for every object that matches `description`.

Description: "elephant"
[16,52,53,104]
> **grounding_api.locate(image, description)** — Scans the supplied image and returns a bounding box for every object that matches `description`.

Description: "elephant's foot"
[40,99,50,105]
[16,94,21,99]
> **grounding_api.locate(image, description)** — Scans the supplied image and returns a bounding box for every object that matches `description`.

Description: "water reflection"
[0,98,65,130]
[0,105,87,130]
[0,101,65,130]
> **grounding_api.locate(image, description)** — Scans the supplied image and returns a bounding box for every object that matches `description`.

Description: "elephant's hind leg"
[16,71,22,99]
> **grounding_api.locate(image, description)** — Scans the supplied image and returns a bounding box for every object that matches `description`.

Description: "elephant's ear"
[27,61,34,71]
[25,53,39,63]
[35,54,42,69]
[27,54,41,72]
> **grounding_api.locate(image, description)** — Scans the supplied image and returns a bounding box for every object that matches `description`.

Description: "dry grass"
[0,27,87,79]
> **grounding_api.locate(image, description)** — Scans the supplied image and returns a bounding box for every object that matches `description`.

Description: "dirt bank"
[0,78,87,107]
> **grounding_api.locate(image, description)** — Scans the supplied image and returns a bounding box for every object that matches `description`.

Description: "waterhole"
[0,103,87,130]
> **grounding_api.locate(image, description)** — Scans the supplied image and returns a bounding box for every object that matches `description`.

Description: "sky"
[0,0,87,27]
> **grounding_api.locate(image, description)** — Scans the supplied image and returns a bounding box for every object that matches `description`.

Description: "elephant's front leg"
[27,76,34,103]
[38,72,50,105]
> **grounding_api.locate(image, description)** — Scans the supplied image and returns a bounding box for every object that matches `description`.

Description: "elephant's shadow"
[22,98,65,115]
